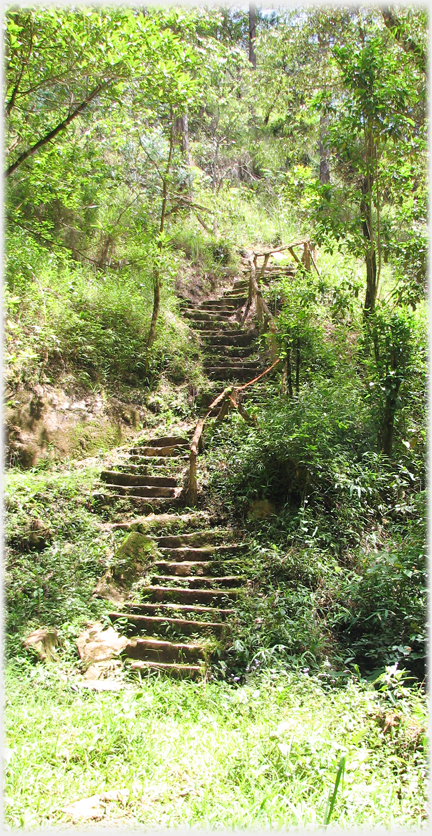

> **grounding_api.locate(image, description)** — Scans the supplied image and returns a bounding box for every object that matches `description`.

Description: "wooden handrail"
[252,238,309,258]
[186,361,282,505]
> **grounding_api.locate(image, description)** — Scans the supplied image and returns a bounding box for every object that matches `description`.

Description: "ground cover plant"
[4,663,428,830]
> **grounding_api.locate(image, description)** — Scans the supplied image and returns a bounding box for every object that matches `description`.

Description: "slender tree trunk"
[6,82,107,177]
[317,29,330,184]
[377,351,402,457]
[147,111,175,350]
[379,397,396,456]
[295,338,300,395]
[249,4,257,68]
[175,112,192,197]
[286,343,293,398]
[319,111,330,184]
[361,174,378,316]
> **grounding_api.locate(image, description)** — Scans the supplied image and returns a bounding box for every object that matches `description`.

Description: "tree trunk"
[295,338,300,394]
[175,112,192,196]
[361,175,378,316]
[381,7,426,74]
[379,398,395,456]
[319,111,330,184]
[286,344,293,398]
[147,111,175,349]
[147,274,160,351]
[249,4,257,68]
[6,82,107,177]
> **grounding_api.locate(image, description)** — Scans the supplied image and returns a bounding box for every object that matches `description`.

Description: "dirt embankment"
[5,383,147,468]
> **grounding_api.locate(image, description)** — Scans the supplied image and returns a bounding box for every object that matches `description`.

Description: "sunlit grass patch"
[4,665,427,830]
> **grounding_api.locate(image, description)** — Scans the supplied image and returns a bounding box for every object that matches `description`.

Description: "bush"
[329,495,427,678]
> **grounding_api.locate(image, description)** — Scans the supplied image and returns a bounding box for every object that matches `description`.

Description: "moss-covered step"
[206,366,264,382]
[150,575,246,589]
[100,471,178,487]
[111,512,212,534]
[126,445,187,457]
[153,560,245,577]
[109,612,230,639]
[100,484,177,498]
[139,585,240,605]
[135,436,189,448]
[155,530,232,547]
[200,333,255,346]
[157,544,248,560]
[125,601,234,619]
[124,637,206,664]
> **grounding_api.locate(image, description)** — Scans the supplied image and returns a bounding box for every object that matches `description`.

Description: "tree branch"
[382,7,426,74]
[5,81,107,177]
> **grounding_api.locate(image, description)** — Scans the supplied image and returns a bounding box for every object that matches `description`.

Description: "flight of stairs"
[181,275,266,385]
[93,434,248,679]
[92,272,269,679]
[93,436,189,515]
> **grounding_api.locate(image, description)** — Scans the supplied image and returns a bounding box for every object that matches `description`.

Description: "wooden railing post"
[188,449,198,506]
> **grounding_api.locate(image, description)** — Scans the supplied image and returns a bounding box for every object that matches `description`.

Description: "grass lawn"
[3,662,428,830]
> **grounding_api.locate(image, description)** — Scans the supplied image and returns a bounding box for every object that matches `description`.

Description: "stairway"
[92,272,267,679]
[181,275,266,385]
[94,433,248,679]
[92,436,189,515]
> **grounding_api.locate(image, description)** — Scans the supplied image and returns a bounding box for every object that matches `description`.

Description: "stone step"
[126,602,234,618]
[105,463,175,474]
[100,471,177,487]
[138,436,189,448]
[111,513,211,534]
[189,320,241,332]
[101,484,177,498]
[223,288,249,300]
[109,612,229,639]
[128,660,202,679]
[206,366,263,381]
[183,310,235,321]
[153,560,244,577]
[125,637,205,664]
[156,531,226,547]
[205,357,260,369]
[158,544,247,560]
[140,585,240,605]
[199,299,241,310]
[93,495,181,512]
[151,575,245,589]
[203,357,260,369]
[123,454,188,464]
[207,344,257,357]
[127,447,188,458]
[200,333,255,346]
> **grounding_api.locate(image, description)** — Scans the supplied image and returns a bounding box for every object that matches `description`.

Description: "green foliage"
[206,371,425,678]
[4,464,111,658]
[365,302,426,455]
[4,229,202,389]
[329,498,426,677]
[4,665,428,829]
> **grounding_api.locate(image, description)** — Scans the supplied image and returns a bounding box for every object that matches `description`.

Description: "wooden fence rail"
[186,358,282,505]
